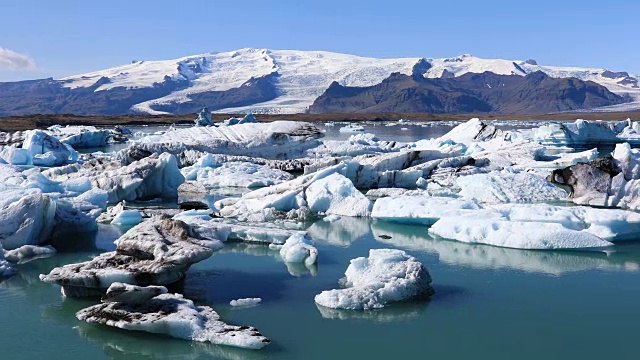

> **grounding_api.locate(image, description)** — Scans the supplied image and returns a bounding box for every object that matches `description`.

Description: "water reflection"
[215,242,317,277]
[306,216,371,246]
[75,322,270,360]
[315,301,428,323]
[371,221,640,275]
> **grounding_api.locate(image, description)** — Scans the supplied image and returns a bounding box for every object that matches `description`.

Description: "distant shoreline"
[1,111,639,131]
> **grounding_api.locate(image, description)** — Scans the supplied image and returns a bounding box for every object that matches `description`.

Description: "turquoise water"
[2,219,640,360]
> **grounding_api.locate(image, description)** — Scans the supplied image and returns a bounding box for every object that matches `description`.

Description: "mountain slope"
[0,49,638,116]
[308,72,625,114]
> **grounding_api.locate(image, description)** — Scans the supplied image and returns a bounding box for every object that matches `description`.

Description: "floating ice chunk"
[44,153,184,203]
[0,193,57,250]
[101,282,168,304]
[0,243,17,278]
[138,121,323,160]
[279,234,318,266]
[456,170,567,204]
[22,130,77,166]
[4,245,56,264]
[230,298,262,307]
[194,107,213,126]
[314,249,434,310]
[531,119,640,146]
[111,209,143,226]
[76,287,270,349]
[40,217,219,297]
[305,173,372,217]
[429,218,613,250]
[323,214,341,222]
[183,161,294,188]
[549,143,640,210]
[47,125,111,148]
[0,147,30,165]
[371,195,482,225]
[339,124,365,133]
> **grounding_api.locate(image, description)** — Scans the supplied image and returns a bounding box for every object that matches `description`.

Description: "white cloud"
[0,47,37,70]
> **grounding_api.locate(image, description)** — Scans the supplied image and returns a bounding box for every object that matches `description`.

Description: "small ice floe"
[323,214,341,222]
[0,243,17,278]
[279,234,318,267]
[4,245,56,264]
[110,209,143,226]
[339,124,365,133]
[230,298,262,307]
[315,249,434,310]
[76,283,270,349]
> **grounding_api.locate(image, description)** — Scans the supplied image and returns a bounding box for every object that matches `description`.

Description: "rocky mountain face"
[308,72,626,114]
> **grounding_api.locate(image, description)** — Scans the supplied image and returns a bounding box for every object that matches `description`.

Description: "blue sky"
[0,0,637,81]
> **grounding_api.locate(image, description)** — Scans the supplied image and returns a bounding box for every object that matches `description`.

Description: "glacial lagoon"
[2,121,640,360]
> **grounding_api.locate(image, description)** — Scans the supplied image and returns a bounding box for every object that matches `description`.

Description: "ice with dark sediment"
[76,282,270,349]
[550,143,640,210]
[39,217,219,297]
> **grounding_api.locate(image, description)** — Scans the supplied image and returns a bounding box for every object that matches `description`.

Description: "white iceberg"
[137,121,323,160]
[110,209,143,226]
[429,217,613,250]
[314,249,434,310]
[305,173,372,217]
[279,234,318,267]
[182,159,294,188]
[456,170,567,204]
[230,298,262,307]
[3,244,56,264]
[0,193,57,250]
[44,153,184,203]
[371,195,481,225]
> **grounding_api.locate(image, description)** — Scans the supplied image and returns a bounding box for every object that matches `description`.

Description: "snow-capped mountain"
[0,48,638,116]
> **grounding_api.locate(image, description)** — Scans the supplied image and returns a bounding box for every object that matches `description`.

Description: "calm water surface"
[2,122,639,360]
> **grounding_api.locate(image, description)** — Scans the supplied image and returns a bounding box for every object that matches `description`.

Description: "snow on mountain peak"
[58,48,640,114]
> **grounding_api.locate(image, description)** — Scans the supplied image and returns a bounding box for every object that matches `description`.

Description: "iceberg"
[278,234,318,267]
[76,283,270,349]
[21,130,78,166]
[0,193,57,250]
[456,170,567,204]
[110,209,143,226]
[339,124,365,133]
[305,173,373,217]
[230,298,262,307]
[549,143,640,210]
[44,153,184,204]
[314,249,434,310]
[0,243,17,278]
[137,121,323,160]
[3,244,56,264]
[40,217,220,297]
[371,195,481,225]
[182,159,294,188]
[48,125,112,148]
[194,107,214,126]
[429,218,613,250]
